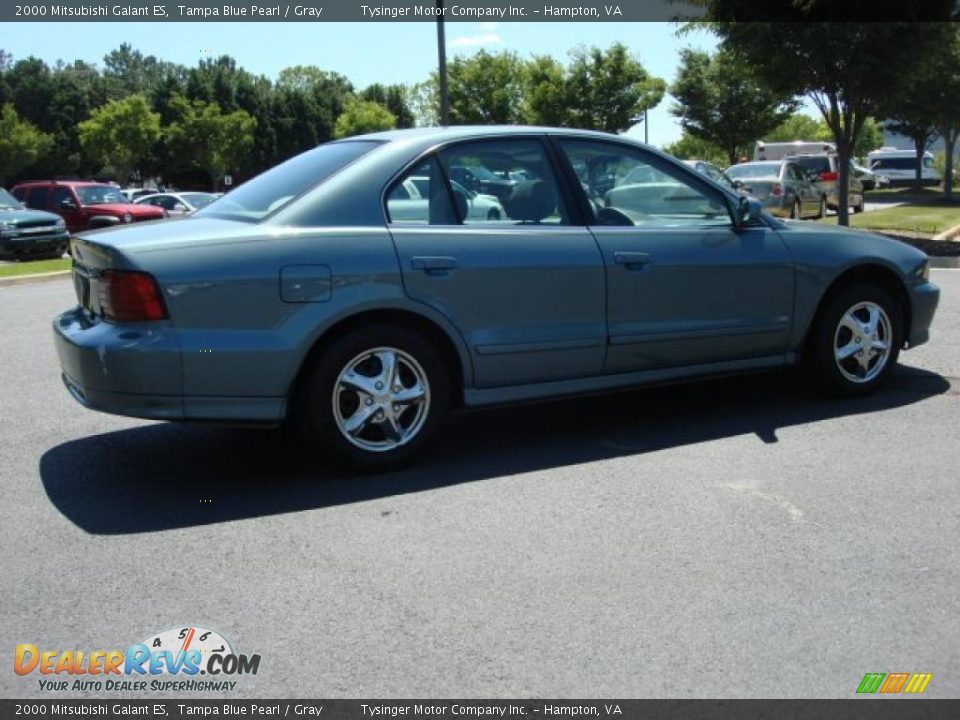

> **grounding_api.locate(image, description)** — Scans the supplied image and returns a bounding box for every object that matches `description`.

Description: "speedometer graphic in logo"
[140,626,232,669]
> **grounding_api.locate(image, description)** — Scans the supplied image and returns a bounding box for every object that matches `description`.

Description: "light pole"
[436,0,449,126]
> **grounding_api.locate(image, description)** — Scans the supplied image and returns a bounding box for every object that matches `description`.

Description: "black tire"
[298,324,451,471]
[853,195,865,213]
[807,282,902,397]
[486,207,501,221]
[789,200,800,219]
[816,196,827,219]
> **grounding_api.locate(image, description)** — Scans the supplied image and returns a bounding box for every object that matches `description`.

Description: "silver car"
[54,126,939,470]
[726,160,825,219]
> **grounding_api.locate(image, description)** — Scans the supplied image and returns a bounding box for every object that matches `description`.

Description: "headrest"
[505,180,556,223]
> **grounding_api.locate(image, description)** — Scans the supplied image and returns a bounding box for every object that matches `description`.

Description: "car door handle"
[411,256,458,274]
[613,251,653,269]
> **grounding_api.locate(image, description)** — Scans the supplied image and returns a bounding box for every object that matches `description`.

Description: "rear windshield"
[196,140,381,223]
[181,193,217,209]
[727,162,781,179]
[790,156,831,173]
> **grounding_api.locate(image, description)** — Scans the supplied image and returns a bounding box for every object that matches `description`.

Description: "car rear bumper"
[53,307,284,424]
[907,281,940,348]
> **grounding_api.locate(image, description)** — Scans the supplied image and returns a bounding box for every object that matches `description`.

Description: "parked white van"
[867,148,940,187]
[754,140,836,162]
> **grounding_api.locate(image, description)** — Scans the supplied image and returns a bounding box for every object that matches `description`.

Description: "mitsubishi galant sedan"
[54,126,940,469]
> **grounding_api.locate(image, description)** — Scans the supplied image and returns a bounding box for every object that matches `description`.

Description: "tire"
[853,195,865,213]
[789,200,800,219]
[299,325,451,470]
[807,282,902,397]
[816,196,827,219]
[486,207,501,221]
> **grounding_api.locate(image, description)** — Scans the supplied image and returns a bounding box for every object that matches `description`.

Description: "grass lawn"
[0,257,71,279]
[819,201,960,235]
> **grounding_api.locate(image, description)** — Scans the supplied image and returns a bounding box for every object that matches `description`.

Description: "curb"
[930,256,960,269]
[0,270,71,287]
[933,222,960,242]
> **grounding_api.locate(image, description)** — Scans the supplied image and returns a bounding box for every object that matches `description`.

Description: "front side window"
[51,188,74,209]
[196,140,381,223]
[559,139,730,227]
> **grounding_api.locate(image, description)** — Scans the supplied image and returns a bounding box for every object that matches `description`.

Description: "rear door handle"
[411,256,458,274]
[613,251,653,269]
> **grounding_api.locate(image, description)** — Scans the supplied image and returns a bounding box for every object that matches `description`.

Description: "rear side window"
[196,140,381,223]
[26,187,50,209]
[437,139,570,226]
[792,156,831,174]
[386,157,458,225]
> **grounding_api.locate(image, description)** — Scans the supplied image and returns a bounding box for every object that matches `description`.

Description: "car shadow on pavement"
[40,366,951,535]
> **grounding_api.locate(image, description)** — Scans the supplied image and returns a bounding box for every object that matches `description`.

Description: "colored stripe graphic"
[857,673,886,694]
[880,672,909,693]
[904,673,933,694]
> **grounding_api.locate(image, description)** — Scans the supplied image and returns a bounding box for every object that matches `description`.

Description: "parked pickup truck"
[0,187,69,259]
[10,180,165,233]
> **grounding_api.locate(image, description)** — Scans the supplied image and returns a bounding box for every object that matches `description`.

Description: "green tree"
[686,1,955,224]
[360,84,414,129]
[165,96,256,190]
[565,43,666,133]
[933,30,960,200]
[446,50,527,124]
[333,98,396,138]
[0,103,52,185]
[78,94,161,182]
[662,133,728,167]
[522,55,571,126]
[671,48,796,166]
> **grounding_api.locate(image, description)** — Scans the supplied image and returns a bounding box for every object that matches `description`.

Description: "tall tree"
[522,55,571,126]
[334,98,396,138]
[565,43,666,133]
[77,95,161,183]
[361,84,414,128]
[933,28,960,200]
[686,1,955,224]
[662,133,728,166]
[165,96,256,190]
[446,50,527,124]
[671,47,796,165]
[0,103,53,185]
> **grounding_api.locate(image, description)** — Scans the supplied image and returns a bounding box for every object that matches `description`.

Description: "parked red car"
[10,181,165,233]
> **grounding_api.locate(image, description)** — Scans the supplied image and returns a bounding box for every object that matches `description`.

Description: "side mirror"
[59,199,76,211]
[734,196,763,227]
[732,179,745,189]
[172,203,188,213]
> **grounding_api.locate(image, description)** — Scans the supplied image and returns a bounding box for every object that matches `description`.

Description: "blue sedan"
[54,126,940,469]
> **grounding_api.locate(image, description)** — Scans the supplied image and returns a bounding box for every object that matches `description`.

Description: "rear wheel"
[486,207,501,221]
[816,196,827,219]
[853,194,865,213]
[807,283,901,396]
[789,200,801,219]
[299,325,451,470]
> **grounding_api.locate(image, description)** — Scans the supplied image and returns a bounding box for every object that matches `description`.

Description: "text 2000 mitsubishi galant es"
[54,126,940,469]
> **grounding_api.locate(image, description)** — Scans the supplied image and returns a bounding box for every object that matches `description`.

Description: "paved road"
[1,273,958,699]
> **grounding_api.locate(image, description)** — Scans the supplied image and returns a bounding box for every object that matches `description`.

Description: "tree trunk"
[836,138,851,226]
[944,129,957,201]
[914,137,925,190]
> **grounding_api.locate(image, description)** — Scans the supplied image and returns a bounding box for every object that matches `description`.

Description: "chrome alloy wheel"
[833,301,892,384]
[332,347,431,452]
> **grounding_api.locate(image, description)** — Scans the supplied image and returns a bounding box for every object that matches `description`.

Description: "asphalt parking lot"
[1,272,958,699]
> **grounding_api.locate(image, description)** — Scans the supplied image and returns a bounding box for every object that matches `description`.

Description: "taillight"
[98,270,167,322]
[771,182,782,196]
[819,171,838,181]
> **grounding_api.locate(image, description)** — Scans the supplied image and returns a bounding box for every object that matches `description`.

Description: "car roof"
[354,125,619,143]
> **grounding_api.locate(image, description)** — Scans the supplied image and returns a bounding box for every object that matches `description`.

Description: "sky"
[0,21,724,146]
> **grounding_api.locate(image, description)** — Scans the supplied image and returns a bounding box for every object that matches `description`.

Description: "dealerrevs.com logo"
[14,626,261,692]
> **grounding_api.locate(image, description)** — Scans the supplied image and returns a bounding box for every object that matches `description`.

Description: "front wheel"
[299,325,451,470]
[807,283,902,396]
